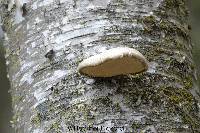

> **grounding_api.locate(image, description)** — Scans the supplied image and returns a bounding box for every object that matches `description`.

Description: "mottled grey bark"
[0,0,200,132]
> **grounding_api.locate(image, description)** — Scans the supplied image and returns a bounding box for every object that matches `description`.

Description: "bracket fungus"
[78,47,148,77]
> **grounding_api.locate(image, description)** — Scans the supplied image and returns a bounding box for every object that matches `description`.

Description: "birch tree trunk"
[1,0,200,132]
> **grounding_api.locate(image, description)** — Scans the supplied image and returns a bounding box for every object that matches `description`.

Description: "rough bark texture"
[1,0,200,132]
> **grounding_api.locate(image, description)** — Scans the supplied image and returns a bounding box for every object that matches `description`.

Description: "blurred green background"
[0,40,13,133]
[190,1,200,77]
[0,1,200,133]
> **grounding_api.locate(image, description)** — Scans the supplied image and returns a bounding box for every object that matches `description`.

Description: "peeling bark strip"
[1,0,200,132]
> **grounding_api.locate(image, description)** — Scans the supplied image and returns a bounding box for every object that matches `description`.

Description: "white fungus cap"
[78,47,148,77]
